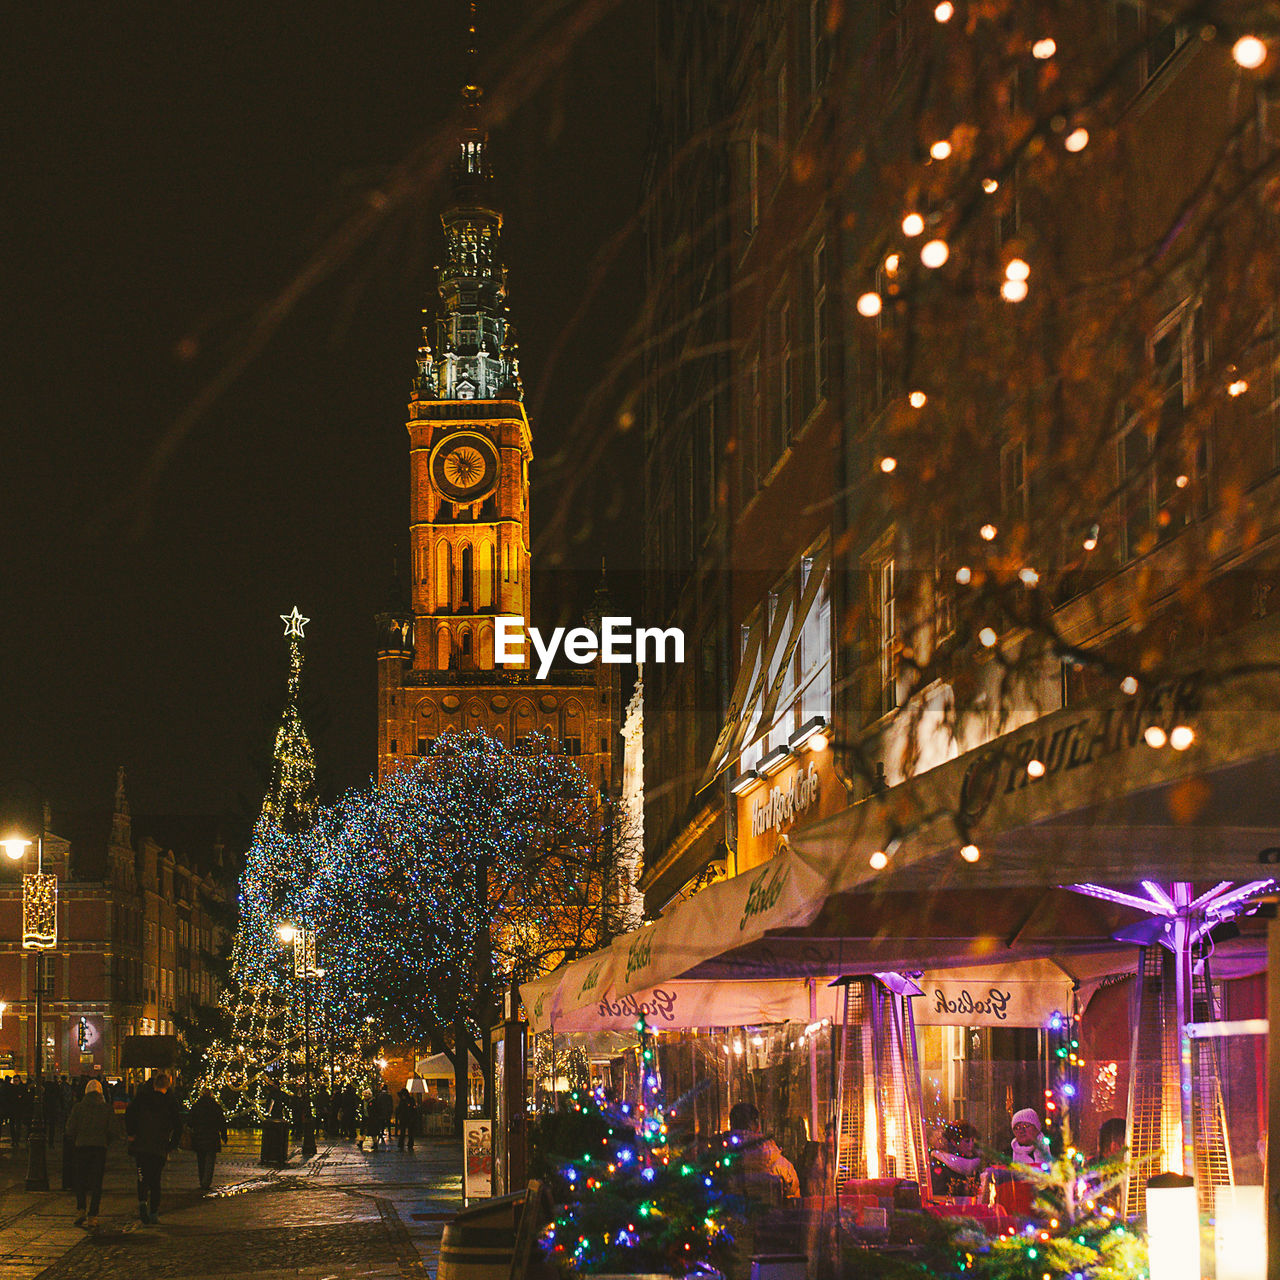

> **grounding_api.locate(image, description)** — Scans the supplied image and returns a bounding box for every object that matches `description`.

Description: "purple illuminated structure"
[1069,880,1274,1179]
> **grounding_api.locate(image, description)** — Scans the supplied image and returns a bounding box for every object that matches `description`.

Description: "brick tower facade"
[376,79,619,799]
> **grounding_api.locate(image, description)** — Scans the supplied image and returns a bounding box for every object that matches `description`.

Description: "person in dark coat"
[370,1085,394,1148]
[10,1077,29,1146]
[187,1088,228,1191]
[66,1078,112,1227]
[395,1087,417,1151]
[338,1085,359,1142]
[125,1071,183,1224]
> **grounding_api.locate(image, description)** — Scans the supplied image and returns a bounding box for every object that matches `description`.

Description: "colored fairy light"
[1144,725,1168,748]
[902,212,925,236]
[1064,127,1089,152]
[909,390,928,408]
[1169,725,1195,751]
[869,850,889,870]
[1005,258,1030,282]
[955,566,972,584]
[982,177,999,193]
[1019,567,1039,586]
[1228,379,1249,396]
[980,523,997,540]
[978,627,997,647]
[934,2,954,21]
[930,139,952,160]
[880,456,898,473]
[1026,759,1045,778]
[1002,279,1028,302]
[857,291,883,317]
[884,252,901,275]
[960,843,981,862]
[1032,38,1056,58]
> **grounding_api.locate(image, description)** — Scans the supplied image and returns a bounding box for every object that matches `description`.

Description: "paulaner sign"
[750,761,821,837]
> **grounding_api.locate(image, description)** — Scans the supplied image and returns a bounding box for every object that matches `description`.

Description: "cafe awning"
[522,622,1280,1029]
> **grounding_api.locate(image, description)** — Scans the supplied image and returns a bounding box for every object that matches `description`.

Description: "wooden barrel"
[437,1193,524,1280]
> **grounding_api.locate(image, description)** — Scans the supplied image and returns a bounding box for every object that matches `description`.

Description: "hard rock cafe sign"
[750,761,821,837]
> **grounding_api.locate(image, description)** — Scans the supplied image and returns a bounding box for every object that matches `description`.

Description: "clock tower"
[376,69,620,800]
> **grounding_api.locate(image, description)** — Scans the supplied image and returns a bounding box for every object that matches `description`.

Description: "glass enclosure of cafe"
[532,953,1269,1218]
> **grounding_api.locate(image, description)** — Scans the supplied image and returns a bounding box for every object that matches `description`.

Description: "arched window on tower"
[478,539,494,608]
[437,626,452,671]
[479,622,494,667]
[459,627,473,669]
[460,545,473,608]
[435,542,451,611]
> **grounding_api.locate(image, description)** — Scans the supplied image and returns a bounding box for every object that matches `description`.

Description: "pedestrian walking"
[186,1088,228,1191]
[10,1077,29,1146]
[371,1084,394,1148]
[395,1086,417,1152]
[338,1085,358,1141]
[66,1079,112,1228]
[125,1071,183,1224]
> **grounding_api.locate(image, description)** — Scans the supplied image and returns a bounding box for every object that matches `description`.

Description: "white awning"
[524,975,846,1035]
[522,622,1280,1029]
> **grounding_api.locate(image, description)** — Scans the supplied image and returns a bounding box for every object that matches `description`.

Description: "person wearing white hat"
[1010,1109,1049,1164]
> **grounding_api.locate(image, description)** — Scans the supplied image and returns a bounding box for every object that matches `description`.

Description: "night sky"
[1,1,649,831]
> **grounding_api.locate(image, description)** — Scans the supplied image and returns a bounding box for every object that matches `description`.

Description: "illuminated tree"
[293,729,617,1132]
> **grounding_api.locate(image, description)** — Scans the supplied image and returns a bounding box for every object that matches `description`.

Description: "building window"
[934,532,956,649]
[1118,301,1207,561]
[1116,2,1191,91]
[768,295,793,462]
[873,555,899,719]
[810,238,828,408]
[798,556,833,724]
[562,737,583,756]
[389,739,398,754]
[740,351,762,503]
[460,546,473,607]
[806,0,831,97]
[1001,440,1029,522]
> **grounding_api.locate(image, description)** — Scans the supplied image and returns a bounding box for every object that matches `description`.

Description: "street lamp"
[5,831,55,1191]
[277,922,317,1158]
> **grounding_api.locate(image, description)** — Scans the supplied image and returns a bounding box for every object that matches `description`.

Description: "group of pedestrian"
[310,1081,419,1151]
[0,1073,106,1147]
[56,1071,231,1229]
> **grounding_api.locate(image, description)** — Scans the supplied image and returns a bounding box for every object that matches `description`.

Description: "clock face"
[429,431,499,503]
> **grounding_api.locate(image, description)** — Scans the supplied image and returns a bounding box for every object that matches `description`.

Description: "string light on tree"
[1233,35,1267,68]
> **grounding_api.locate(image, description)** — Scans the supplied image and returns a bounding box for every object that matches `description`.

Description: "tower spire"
[261,607,319,834]
[410,0,522,406]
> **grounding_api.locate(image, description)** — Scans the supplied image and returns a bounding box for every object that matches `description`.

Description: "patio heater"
[1071,879,1273,1216]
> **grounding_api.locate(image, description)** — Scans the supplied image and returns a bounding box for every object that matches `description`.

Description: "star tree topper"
[280,606,310,638]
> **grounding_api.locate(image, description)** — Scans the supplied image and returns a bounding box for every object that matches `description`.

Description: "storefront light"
[729,769,762,796]
[757,745,794,777]
[788,716,829,753]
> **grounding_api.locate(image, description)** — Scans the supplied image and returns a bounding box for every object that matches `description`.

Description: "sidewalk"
[0,1129,463,1280]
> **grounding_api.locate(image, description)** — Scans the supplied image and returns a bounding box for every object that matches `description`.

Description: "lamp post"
[3,831,56,1191]
[277,923,317,1158]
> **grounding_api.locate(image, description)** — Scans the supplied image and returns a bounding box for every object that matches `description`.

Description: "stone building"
[0,771,226,1077]
[376,81,620,800]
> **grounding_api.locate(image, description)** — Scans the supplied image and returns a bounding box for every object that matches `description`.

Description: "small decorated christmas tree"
[536,1019,737,1277]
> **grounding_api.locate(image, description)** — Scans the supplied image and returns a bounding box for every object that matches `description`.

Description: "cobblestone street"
[0,1131,463,1280]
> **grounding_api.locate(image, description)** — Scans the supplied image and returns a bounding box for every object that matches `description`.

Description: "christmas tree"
[195,608,340,1118]
[536,1019,737,1277]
